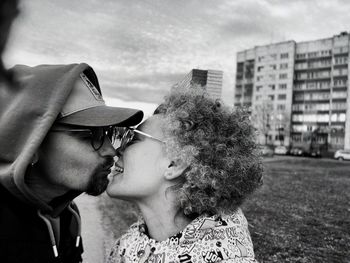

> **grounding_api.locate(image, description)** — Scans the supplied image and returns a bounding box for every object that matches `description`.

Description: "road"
[75,194,113,263]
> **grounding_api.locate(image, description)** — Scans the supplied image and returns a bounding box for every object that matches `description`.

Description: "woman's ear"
[163,160,189,181]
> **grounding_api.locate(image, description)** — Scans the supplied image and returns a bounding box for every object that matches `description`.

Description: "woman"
[106,87,263,262]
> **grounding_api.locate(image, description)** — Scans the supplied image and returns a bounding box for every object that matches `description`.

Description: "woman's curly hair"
[154,86,263,217]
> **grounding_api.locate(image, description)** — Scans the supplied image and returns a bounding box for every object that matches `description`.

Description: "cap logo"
[80,73,103,101]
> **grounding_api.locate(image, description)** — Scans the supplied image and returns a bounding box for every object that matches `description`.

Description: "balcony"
[333,71,348,77]
[294,63,308,70]
[293,86,331,92]
[294,96,331,102]
[295,74,331,81]
[308,62,332,69]
[333,61,348,66]
[332,98,347,102]
[333,47,349,56]
[295,62,332,71]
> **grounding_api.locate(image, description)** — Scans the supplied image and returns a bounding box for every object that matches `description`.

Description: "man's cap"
[58,69,143,127]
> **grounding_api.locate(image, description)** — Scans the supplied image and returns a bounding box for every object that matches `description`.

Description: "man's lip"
[104,162,114,170]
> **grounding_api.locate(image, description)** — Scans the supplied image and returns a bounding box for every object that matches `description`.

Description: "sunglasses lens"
[120,129,134,150]
[90,128,105,150]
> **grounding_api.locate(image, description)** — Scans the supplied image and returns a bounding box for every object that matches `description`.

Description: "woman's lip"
[114,162,124,170]
[108,169,123,181]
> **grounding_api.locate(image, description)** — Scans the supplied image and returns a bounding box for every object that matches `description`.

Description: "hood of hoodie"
[107,209,257,263]
[0,63,95,213]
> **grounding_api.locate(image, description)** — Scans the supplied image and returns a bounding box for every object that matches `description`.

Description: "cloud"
[4,0,350,108]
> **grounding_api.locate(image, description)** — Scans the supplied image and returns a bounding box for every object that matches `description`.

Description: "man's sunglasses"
[50,126,118,151]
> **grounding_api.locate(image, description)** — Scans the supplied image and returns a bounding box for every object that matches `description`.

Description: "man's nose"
[99,137,117,157]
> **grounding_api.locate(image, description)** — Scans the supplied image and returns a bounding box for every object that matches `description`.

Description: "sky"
[4,0,350,115]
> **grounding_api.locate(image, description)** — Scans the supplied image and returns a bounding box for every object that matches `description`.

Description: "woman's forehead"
[136,115,165,136]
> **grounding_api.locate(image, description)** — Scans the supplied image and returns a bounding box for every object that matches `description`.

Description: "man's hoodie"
[0,63,98,261]
[0,63,95,211]
[107,209,258,263]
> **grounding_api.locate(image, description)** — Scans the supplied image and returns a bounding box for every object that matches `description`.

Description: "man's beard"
[85,159,113,196]
[85,173,109,196]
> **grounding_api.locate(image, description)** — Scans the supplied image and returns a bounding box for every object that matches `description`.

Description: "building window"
[280,53,289,59]
[280,63,288,69]
[275,134,284,141]
[279,84,287,90]
[279,73,288,79]
[256,85,263,92]
[268,95,275,101]
[308,51,318,58]
[278,94,287,100]
[257,66,264,72]
[268,84,275,90]
[292,134,302,142]
[256,95,262,101]
[321,50,332,56]
[258,56,264,62]
[277,104,286,110]
[270,54,277,60]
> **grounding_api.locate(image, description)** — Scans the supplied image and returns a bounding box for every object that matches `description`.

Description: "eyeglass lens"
[119,129,134,151]
[90,127,118,151]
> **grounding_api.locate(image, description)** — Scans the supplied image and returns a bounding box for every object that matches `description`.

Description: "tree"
[274,111,290,146]
[252,100,274,145]
[252,100,291,145]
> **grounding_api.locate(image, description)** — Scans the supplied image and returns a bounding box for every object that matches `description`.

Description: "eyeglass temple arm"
[131,129,153,139]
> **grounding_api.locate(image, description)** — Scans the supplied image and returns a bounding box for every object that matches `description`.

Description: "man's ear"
[163,160,189,181]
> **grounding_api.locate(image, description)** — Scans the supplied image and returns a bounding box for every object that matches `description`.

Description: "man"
[0,63,143,262]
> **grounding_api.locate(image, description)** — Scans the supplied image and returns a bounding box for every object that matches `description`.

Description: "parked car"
[259,145,274,157]
[290,147,304,156]
[274,146,288,155]
[334,149,350,161]
[309,147,322,158]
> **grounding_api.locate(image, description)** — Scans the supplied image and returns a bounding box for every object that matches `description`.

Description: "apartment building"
[235,32,350,151]
[174,69,223,98]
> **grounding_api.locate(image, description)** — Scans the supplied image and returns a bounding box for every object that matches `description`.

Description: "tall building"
[174,69,223,98]
[235,32,350,152]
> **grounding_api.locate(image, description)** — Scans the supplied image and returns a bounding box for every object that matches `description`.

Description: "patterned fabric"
[107,209,258,263]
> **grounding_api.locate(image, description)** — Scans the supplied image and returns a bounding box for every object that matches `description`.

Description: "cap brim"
[58,105,144,127]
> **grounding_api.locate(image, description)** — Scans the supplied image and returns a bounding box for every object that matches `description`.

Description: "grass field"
[99,157,350,262]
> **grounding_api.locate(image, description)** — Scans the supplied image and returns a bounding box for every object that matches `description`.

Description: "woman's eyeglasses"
[117,127,165,152]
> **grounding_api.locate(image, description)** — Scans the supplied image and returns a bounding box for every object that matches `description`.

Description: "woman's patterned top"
[107,208,258,263]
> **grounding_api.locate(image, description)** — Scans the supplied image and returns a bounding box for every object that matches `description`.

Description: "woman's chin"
[106,186,119,198]
[106,178,122,197]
